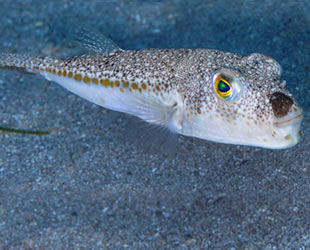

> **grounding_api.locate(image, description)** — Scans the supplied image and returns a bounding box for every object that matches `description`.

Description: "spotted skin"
[0,49,303,149]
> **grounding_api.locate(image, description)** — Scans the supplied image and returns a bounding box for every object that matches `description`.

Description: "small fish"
[0,31,303,149]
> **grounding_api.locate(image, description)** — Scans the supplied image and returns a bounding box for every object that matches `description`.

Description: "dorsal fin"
[69,25,122,55]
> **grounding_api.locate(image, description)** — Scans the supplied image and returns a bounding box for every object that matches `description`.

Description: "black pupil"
[218,80,230,92]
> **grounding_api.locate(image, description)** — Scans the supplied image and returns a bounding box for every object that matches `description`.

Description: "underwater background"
[0,0,310,248]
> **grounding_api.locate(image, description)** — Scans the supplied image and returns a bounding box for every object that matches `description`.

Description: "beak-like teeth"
[273,110,303,128]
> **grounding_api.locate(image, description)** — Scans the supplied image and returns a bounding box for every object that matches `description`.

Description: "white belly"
[42,71,184,134]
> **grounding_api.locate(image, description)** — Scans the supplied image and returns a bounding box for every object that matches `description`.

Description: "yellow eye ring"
[214,77,232,99]
[213,70,242,102]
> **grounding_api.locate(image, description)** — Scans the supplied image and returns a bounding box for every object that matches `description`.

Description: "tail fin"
[0,52,45,74]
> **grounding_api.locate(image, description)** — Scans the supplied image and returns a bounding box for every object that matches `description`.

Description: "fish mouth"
[273,111,304,128]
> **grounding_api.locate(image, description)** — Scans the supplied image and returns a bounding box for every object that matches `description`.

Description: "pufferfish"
[0,32,303,149]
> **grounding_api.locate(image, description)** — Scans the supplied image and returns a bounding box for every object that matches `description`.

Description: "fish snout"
[272,107,303,148]
[269,91,303,148]
[270,91,303,128]
[273,110,303,128]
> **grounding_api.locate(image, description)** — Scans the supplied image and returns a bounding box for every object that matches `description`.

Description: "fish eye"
[215,77,232,98]
[213,70,241,101]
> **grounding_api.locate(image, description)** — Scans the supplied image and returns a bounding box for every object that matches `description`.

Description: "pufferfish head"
[186,52,303,149]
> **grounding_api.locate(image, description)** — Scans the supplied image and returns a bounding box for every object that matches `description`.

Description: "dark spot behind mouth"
[270,92,293,118]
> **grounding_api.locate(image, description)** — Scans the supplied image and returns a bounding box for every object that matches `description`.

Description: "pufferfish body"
[0,33,303,149]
